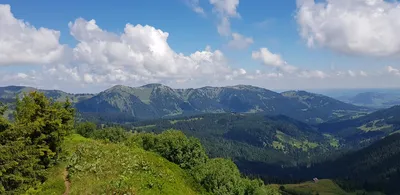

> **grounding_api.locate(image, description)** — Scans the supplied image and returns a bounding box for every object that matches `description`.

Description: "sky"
[1,0,400,93]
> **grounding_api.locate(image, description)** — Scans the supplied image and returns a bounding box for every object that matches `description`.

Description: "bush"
[75,122,97,138]
[91,127,128,143]
[127,130,208,169]
[192,158,262,195]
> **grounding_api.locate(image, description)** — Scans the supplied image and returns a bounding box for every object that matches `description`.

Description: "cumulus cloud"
[209,0,240,36]
[0,4,66,65]
[252,47,328,79]
[296,0,400,56]
[67,18,244,84]
[0,4,253,91]
[227,33,253,49]
[252,48,298,73]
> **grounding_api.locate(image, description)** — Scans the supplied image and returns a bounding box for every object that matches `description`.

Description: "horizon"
[1,1,400,92]
[1,83,400,96]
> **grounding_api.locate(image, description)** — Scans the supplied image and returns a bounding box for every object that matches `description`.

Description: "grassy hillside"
[280,179,384,195]
[63,135,204,195]
[34,134,361,195]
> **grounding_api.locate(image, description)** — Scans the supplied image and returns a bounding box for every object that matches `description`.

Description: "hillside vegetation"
[1,92,274,194]
[1,91,395,195]
[129,113,341,168]
[319,105,400,147]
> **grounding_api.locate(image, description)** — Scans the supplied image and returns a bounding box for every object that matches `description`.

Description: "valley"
[1,86,400,195]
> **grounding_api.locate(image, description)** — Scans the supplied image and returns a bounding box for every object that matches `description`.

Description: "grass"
[357,119,393,132]
[64,134,205,195]
[26,134,206,195]
[272,141,285,151]
[275,131,319,152]
[323,134,339,148]
[282,179,385,195]
[282,179,350,195]
[255,184,281,195]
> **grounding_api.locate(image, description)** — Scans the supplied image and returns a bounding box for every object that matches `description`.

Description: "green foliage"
[0,102,6,116]
[75,121,97,138]
[91,126,128,143]
[0,92,74,194]
[191,158,263,195]
[131,113,341,178]
[127,130,208,169]
[65,134,204,195]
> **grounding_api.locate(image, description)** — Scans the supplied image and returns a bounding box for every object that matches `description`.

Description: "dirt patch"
[63,168,71,195]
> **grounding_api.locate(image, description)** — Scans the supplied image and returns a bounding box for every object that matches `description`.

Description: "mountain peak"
[141,83,165,88]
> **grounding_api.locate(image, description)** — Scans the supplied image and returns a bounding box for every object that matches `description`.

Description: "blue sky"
[1,0,400,92]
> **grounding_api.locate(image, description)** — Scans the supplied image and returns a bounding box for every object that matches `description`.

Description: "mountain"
[75,84,367,123]
[337,91,400,109]
[0,86,93,102]
[318,105,400,146]
[129,113,341,175]
[281,90,368,123]
[306,133,400,195]
[0,86,93,119]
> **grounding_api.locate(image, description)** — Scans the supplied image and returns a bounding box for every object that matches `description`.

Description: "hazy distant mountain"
[334,91,400,108]
[75,84,367,123]
[0,86,94,103]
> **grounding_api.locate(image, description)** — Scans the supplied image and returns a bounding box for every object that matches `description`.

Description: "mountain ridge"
[0,84,369,123]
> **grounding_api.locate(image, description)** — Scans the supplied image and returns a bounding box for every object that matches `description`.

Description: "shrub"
[127,130,208,169]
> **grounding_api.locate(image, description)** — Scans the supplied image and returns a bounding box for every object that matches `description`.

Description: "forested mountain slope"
[129,113,341,173]
[318,105,400,147]
[75,84,367,123]
[306,133,400,195]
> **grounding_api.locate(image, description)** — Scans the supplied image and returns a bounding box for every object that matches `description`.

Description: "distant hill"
[75,84,367,123]
[318,105,400,146]
[337,91,400,109]
[0,86,93,119]
[0,86,93,102]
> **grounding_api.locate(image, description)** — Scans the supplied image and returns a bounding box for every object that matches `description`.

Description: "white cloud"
[252,48,298,73]
[386,66,400,76]
[296,0,400,56]
[0,4,66,65]
[209,0,240,36]
[67,18,243,84]
[210,0,239,17]
[252,47,329,79]
[298,70,328,79]
[185,0,205,15]
[227,33,253,49]
[348,70,356,77]
[217,17,231,36]
[360,70,368,77]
